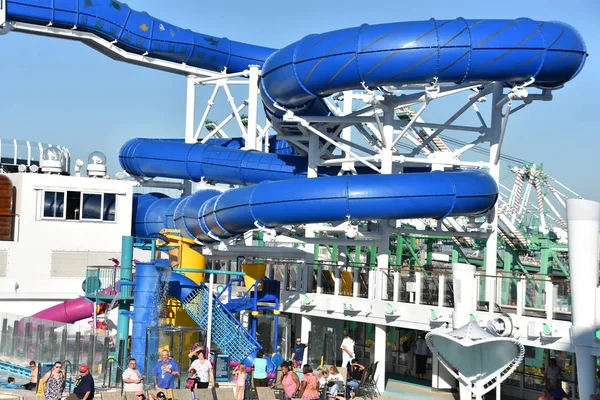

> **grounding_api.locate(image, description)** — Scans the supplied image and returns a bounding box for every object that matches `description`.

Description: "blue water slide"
[132,169,497,243]
[119,138,352,185]
[5,0,275,73]
[260,18,587,117]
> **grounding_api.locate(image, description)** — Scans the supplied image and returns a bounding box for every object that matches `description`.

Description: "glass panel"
[103,193,116,221]
[66,191,81,220]
[82,193,102,220]
[43,191,64,218]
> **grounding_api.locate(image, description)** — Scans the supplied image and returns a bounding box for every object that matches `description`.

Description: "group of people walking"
[37,361,95,400]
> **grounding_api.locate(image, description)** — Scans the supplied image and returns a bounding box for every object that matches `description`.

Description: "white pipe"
[206,273,214,357]
[566,199,600,400]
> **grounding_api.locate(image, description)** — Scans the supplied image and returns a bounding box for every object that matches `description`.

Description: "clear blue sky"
[0,0,598,200]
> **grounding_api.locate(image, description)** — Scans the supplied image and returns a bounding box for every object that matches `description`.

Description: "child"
[186,368,198,390]
[318,369,329,398]
[233,365,247,400]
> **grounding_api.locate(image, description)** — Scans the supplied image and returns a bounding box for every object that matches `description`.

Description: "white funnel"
[566,198,600,400]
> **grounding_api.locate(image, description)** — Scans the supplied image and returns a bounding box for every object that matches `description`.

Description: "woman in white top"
[327,366,344,397]
[189,350,213,389]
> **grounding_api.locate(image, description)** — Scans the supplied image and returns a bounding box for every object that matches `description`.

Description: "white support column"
[415,271,422,305]
[185,75,197,144]
[484,82,504,315]
[393,269,400,303]
[545,276,554,320]
[341,91,355,172]
[377,223,391,300]
[566,199,600,399]
[374,324,386,393]
[301,315,312,365]
[438,274,445,307]
[245,65,260,150]
[304,134,320,293]
[376,103,394,300]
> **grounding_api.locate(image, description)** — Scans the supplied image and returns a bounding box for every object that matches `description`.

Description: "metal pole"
[92,299,97,365]
[185,75,197,144]
[116,236,134,369]
[206,273,214,357]
[245,65,260,150]
[484,82,504,315]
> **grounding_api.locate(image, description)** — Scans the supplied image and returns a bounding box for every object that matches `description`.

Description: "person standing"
[270,361,300,400]
[414,333,429,380]
[291,338,307,369]
[122,358,145,392]
[40,361,65,400]
[253,352,268,387]
[402,332,416,377]
[153,350,180,399]
[66,365,94,400]
[22,361,38,391]
[340,330,355,368]
[189,349,213,389]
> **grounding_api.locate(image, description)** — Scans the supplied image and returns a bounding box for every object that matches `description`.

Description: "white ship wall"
[0,172,134,319]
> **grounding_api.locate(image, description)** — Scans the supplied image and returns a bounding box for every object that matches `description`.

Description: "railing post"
[11,320,19,358]
[36,324,44,362]
[60,328,68,361]
[415,271,422,305]
[316,263,323,294]
[393,268,400,303]
[334,265,340,296]
[74,331,81,370]
[353,267,359,298]
[545,276,554,320]
[438,274,445,307]
[0,317,7,355]
[516,275,525,316]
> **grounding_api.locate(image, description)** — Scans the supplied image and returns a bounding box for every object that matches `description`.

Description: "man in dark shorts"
[66,365,94,400]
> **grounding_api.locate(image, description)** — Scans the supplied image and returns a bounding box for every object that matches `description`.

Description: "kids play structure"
[0,0,594,397]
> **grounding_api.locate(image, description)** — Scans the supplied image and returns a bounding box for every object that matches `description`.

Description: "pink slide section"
[31,297,95,324]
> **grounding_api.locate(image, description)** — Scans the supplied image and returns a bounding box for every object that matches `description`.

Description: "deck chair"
[213,387,235,400]
[192,389,213,400]
[255,387,277,400]
[172,389,193,400]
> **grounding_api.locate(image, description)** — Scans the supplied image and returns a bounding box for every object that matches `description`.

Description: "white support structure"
[173,63,568,397]
[566,199,600,399]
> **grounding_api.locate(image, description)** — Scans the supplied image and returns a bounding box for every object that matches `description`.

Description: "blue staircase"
[223,297,255,313]
[182,283,261,362]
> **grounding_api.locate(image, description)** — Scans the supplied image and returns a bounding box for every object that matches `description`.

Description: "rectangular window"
[41,191,117,222]
[103,193,116,221]
[82,193,102,220]
[66,191,81,220]
[43,191,65,218]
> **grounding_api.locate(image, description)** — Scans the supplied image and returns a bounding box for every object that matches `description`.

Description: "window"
[42,190,117,222]
[43,191,65,218]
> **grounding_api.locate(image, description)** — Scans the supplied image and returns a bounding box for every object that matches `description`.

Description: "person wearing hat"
[66,365,94,400]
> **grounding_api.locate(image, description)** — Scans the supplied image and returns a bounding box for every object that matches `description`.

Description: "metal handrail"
[62,360,72,394]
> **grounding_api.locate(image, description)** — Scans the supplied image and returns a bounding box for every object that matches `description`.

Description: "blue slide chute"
[259,18,587,117]
[120,138,357,185]
[6,0,275,73]
[132,170,497,243]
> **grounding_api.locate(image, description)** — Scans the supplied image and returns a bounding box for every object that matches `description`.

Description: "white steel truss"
[181,70,564,307]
